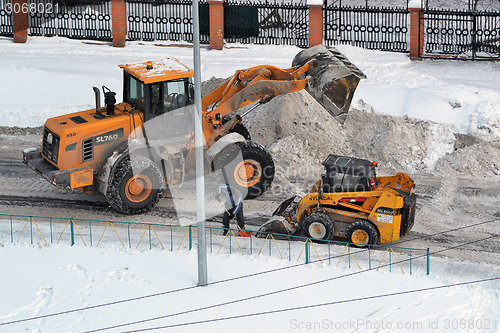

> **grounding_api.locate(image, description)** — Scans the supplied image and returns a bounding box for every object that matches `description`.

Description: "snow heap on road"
[242,88,499,187]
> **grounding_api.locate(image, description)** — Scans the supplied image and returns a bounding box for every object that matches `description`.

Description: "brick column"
[13,0,29,43]
[409,7,424,60]
[111,0,127,47]
[308,4,323,47]
[208,0,224,50]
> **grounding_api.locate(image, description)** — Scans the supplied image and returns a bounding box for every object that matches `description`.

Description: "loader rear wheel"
[229,123,251,140]
[214,140,274,199]
[303,213,334,241]
[106,156,163,214]
[346,220,378,248]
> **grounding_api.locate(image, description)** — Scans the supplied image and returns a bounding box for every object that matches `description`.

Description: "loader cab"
[120,58,195,122]
[123,72,195,122]
[321,155,377,193]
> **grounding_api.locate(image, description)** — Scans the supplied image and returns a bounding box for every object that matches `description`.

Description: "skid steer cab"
[23,46,366,215]
[260,155,417,247]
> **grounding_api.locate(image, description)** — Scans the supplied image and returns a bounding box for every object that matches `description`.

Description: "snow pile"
[243,90,457,178]
[435,143,500,178]
[344,101,457,173]
[336,45,500,142]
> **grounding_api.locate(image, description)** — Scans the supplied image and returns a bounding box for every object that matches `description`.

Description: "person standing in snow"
[216,183,249,237]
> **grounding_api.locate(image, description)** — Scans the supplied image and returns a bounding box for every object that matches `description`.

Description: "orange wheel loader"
[23,45,365,214]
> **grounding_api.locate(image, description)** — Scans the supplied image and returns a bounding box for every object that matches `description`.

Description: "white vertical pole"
[193,0,208,286]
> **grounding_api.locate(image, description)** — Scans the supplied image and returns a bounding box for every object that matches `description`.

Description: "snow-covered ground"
[0,242,499,332]
[0,37,499,332]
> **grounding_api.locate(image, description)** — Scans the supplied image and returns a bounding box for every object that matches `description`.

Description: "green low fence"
[0,213,430,275]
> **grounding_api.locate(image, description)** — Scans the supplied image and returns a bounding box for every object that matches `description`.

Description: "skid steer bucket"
[257,196,299,237]
[293,45,366,124]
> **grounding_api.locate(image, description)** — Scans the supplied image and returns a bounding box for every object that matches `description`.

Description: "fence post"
[12,0,28,43]
[426,248,430,275]
[189,227,192,250]
[307,2,324,47]
[208,0,224,50]
[111,0,127,47]
[409,2,424,60]
[70,220,75,246]
[305,240,310,264]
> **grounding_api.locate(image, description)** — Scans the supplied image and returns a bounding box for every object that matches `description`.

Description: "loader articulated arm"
[201,45,366,145]
[202,61,313,126]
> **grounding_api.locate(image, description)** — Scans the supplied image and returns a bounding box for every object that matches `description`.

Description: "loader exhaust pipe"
[103,86,116,116]
[93,87,104,119]
[293,45,366,124]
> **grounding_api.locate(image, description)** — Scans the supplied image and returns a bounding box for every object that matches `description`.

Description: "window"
[125,74,146,111]
[163,79,194,112]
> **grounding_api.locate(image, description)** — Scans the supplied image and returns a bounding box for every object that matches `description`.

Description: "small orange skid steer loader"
[259,155,417,247]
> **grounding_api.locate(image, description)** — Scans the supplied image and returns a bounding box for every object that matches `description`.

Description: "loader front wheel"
[303,213,334,241]
[346,220,378,248]
[106,156,163,214]
[214,140,274,199]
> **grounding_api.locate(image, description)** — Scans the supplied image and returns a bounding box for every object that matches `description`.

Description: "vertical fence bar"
[305,239,310,264]
[426,248,430,275]
[89,220,93,246]
[30,217,33,244]
[348,243,351,268]
[10,215,13,243]
[170,226,173,251]
[188,226,192,250]
[210,228,213,253]
[328,242,331,265]
[148,224,152,250]
[70,219,75,246]
[368,245,371,270]
[288,236,291,261]
[50,217,52,243]
[389,247,392,272]
[128,223,131,249]
[409,249,412,275]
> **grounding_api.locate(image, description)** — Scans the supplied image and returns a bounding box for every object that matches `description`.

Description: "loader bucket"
[257,196,299,237]
[257,216,295,238]
[293,45,366,124]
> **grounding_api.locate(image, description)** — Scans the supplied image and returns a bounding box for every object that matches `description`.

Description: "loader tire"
[214,140,274,200]
[106,156,163,215]
[346,220,378,248]
[229,123,251,140]
[303,213,335,241]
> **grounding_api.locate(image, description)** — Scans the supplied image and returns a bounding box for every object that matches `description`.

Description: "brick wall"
[208,0,224,50]
[111,0,126,47]
[409,7,424,60]
[12,0,28,43]
[308,4,323,47]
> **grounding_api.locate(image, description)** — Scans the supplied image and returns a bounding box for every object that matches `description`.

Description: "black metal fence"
[324,5,410,52]
[126,0,209,43]
[126,0,308,48]
[223,0,309,48]
[421,9,500,59]
[28,0,112,40]
[0,0,13,37]
[3,0,500,60]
